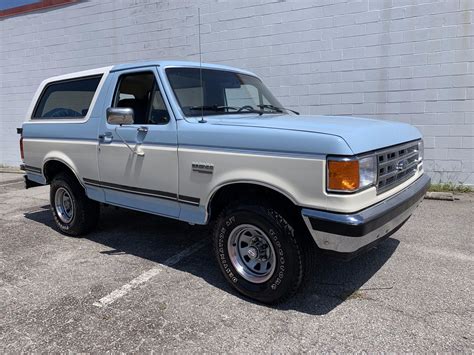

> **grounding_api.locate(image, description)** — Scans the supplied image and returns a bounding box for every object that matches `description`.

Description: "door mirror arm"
[106,107,145,156]
[113,126,145,157]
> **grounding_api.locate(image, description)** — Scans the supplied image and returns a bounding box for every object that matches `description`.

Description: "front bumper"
[302,174,430,257]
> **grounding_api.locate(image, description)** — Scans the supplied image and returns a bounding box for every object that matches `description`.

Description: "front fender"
[178,147,326,220]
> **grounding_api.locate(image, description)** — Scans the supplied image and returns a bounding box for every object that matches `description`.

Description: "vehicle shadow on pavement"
[24,205,399,316]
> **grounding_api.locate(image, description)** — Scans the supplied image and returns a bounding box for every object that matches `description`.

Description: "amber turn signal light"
[327,160,360,191]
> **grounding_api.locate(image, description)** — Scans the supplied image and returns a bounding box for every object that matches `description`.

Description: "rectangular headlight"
[327,155,376,193]
[359,156,376,188]
[418,140,424,162]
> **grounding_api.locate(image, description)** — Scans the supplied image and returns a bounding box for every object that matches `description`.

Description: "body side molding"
[83,178,200,206]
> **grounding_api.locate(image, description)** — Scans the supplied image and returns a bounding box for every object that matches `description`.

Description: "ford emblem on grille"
[396,159,408,171]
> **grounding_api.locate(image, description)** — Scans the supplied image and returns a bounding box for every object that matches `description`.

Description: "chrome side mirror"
[106,107,134,125]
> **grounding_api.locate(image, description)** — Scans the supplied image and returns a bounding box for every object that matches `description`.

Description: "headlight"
[359,156,376,188]
[327,156,376,193]
[418,140,424,162]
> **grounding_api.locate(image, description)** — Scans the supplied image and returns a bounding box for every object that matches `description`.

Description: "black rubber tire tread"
[212,199,312,304]
[50,172,99,236]
[296,214,318,286]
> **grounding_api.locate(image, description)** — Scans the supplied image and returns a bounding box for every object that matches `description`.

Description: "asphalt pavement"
[0,173,472,352]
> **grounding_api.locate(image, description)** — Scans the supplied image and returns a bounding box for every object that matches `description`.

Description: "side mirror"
[106,107,134,125]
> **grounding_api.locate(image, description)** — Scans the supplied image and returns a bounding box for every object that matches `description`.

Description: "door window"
[112,72,169,125]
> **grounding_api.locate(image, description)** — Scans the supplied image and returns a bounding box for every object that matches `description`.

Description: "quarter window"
[33,75,102,119]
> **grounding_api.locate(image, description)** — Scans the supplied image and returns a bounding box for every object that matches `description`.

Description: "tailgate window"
[33,75,102,119]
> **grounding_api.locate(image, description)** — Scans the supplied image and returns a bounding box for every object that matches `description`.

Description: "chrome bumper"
[302,174,430,255]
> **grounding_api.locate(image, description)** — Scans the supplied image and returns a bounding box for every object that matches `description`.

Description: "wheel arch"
[206,180,301,223]
[42,156,83,187]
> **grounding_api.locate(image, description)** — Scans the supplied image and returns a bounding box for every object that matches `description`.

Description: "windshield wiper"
[189,105,264,115]
[188,105,238,112]
[257,104,300,115]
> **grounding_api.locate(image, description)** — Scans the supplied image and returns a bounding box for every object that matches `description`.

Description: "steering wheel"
[237,105,255,113]
[43,107,82,118]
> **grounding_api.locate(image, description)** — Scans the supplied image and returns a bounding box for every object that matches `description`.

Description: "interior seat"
[117,98,147,124]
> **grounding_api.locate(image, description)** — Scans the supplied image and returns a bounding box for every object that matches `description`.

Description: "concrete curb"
[425,191,454,201]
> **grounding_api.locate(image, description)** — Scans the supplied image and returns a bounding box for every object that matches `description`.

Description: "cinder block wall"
[1,0,472,184]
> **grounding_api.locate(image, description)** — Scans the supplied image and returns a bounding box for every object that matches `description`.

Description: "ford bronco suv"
[19,61,430,303]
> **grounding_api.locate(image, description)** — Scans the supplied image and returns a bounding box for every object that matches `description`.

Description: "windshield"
[166,68,285,117]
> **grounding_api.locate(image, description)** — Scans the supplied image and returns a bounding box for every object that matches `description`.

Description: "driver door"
[96,67,179,218]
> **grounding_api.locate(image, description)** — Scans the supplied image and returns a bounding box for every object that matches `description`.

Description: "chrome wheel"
[54,187,74,224]
[227,224,276,283]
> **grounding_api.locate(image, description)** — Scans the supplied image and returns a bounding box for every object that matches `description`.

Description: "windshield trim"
[188,111,282,117]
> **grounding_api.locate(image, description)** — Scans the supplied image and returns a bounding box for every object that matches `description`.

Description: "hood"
[210,114,422,154]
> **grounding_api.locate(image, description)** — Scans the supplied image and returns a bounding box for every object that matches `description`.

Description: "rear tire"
[213,201,310,304]
[50,172,99,236]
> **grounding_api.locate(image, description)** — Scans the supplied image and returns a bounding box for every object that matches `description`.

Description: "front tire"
[213,202,307,304]
[50,172,99,236]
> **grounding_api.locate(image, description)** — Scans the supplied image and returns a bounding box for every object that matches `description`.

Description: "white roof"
[44,66,113,82]
[42,61,257,83]
[111,60,256,76]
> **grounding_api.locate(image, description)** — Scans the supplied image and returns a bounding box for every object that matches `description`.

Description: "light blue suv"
[19,61,430,303]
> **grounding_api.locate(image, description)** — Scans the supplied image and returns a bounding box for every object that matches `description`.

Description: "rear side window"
[33,75,102,119]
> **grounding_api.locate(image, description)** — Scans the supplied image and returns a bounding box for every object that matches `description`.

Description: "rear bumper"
[302,174,430,256]
[21,165,43,189]
[23,174,43,189]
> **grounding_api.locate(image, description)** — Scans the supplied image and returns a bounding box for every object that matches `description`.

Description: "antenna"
[198,7,206,123]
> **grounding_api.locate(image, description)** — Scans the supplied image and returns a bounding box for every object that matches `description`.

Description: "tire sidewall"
[50,177,78,233]
[215,205,302,302]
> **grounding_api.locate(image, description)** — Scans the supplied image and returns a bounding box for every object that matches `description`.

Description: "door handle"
[98,132,113,143]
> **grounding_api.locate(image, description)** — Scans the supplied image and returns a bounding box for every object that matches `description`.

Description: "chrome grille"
[376,140,421,194]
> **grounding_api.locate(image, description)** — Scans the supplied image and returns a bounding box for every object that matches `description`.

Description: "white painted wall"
[0,0,472,184]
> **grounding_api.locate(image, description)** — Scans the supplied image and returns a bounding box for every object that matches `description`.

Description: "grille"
[376,140,421,194]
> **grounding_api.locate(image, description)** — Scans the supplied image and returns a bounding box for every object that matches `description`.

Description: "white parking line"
[407,243,474,262]
[93,238,208,308]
